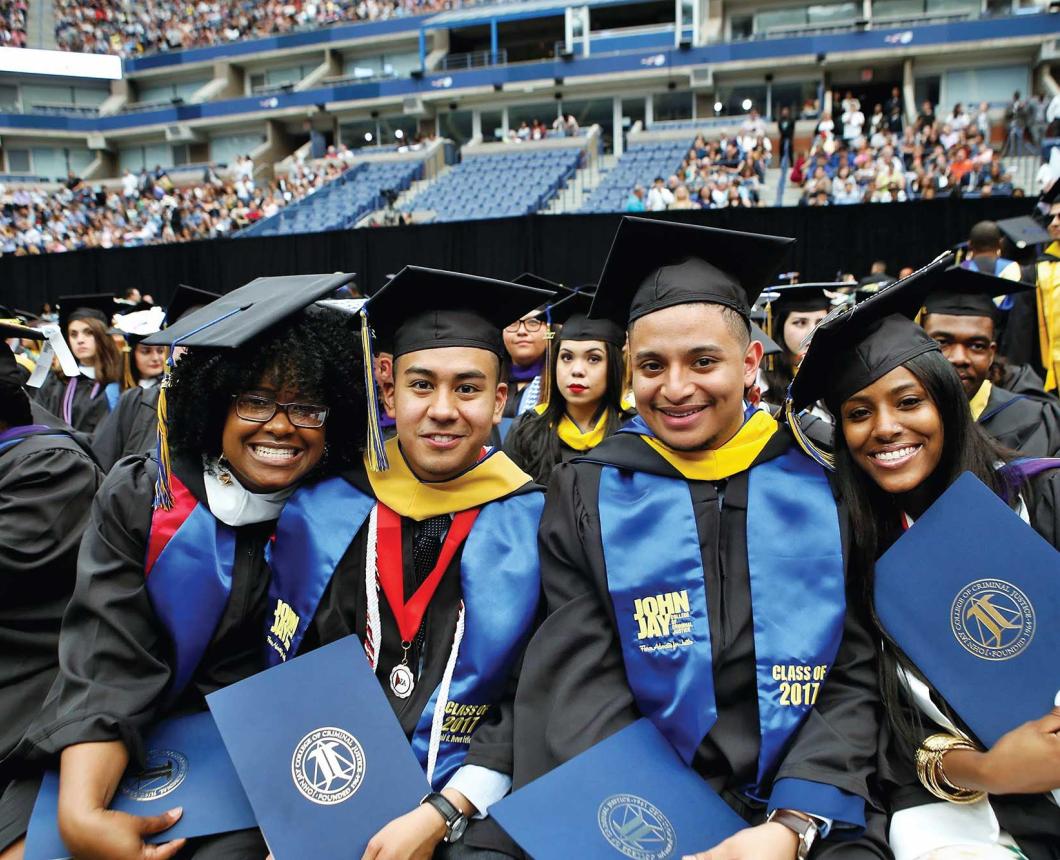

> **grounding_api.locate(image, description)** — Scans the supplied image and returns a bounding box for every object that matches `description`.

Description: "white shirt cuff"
[444,765,512,820]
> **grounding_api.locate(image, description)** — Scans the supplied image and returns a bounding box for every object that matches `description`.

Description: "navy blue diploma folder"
[24,711,256,860]
[206,635,429,860]
[875,471,1060,748]
[491,719,744,859]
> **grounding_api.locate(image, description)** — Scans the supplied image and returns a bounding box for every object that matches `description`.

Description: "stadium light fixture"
[741,98,753,111]
[365,132,373,142]
[395,129,404,139]
[713,101,722,113]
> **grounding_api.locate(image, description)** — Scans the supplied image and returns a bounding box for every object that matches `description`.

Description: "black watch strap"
[420,792,466,842]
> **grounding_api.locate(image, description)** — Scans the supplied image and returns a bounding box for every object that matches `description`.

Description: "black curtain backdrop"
[0,197,1030,310]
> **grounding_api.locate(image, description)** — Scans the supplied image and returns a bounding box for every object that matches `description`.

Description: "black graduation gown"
[511,429,890,856]
[877,468,1060,860]
[999,363,1054,404]
[3,456,535,856]
[92,384,160,471]
[32,374,111,435]
[0,425,102,764]
[300,465,542,854]
[979,384,1060,458]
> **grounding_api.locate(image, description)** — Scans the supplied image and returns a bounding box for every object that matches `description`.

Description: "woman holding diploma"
[788,258,1060,860]
[0,275,367,860]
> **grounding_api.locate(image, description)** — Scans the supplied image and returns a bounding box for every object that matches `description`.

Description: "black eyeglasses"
[232,394,329,429]
[504,318,545,333]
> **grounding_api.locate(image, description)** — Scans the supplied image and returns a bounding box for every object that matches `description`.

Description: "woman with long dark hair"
[34,296,123,434]
[504,291,628,484]
[788,259,1060,860]
[0,275,366,860]
[760,283,839,408]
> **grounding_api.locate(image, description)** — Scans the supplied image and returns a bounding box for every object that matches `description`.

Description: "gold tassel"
[538,319,555,410]
[360,307,390,472]
[122,349,135,390]
[152,371,174,509]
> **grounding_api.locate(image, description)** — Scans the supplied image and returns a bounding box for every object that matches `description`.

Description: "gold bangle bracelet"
[915,733,987,805]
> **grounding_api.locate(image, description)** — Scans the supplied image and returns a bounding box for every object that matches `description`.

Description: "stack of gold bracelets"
[914,733,987,804]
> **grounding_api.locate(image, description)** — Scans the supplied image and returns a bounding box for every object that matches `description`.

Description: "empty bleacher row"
[579,139,692,213]
[240,159,423,238]
[402,148,583,223]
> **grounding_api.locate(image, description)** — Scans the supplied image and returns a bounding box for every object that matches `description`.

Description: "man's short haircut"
[968,220,1002,252]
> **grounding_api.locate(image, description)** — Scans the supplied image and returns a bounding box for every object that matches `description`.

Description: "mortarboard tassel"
[360,306,390,472]
[538,305,555,411]
[784,396,835,471]
[153,358,175,509]
[122,348,135,390]
[765,300,775,373]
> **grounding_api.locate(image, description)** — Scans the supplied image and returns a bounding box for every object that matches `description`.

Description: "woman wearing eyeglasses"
[501,307,550,420]
[0,283,366,860]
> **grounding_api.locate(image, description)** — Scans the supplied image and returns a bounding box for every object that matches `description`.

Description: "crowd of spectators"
[791,89,1041,206]
[53,0,475,57]
[1,0,28,47]
[0,153,353,255]
[624,114,774,212]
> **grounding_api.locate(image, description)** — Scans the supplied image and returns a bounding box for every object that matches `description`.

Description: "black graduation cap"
[751,322,781,356]
[145,274,355,349]
[164,284,221,327]
[58,293,119,333]
[547,290,625,348]
[767,283,844,313]
[996,216,1051,251]
[789,254,955,414]
[0,320,44,341]
[513,272,568,294]
[363,266,555,359]
[922,265,1034,320]
[589,217,795,326]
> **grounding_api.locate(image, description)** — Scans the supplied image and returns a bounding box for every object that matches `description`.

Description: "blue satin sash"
[265,476,374,664]
[145,479,236,702]
[408,491,543,788]
[0,424,62,454]
[598,448,845,794]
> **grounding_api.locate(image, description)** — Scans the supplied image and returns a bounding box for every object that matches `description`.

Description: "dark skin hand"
[58,741,186,860]
[944,707,1060,795]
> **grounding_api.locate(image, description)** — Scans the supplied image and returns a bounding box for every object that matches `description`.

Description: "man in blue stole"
[275,268,554,859]
[511,218,887,859]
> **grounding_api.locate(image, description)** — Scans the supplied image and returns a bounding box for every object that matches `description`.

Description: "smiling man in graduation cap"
[509,217,887,859]
[920,266,1060,458]
[270,267,553,859]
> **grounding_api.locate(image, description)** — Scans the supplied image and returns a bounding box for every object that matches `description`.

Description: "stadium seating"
[579,139,691,213]
[402,148,582,222]
[239,159,423,237]
[1,0,27,47]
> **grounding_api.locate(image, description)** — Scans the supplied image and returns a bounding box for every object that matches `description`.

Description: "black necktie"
[412,515,450,583]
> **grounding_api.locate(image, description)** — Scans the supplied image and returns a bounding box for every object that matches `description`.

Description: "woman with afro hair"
[0,276,368,860]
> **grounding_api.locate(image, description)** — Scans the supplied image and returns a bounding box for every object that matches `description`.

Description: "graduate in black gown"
[0,322,103,855]
[93,286,220,472]
[33,295,123,436]
[511,217,888,859]
[278,268,553,859]
[504,289,630,484]
[918,266,1060,458]
[789,257,1060,860]
[0,274,367,860]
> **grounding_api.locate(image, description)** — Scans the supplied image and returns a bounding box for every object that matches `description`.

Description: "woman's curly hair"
[166,305,366,470]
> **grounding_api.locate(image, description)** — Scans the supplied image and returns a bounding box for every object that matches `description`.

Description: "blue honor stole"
[408,492,543,788]
[597,448,846,798]
[269,476,543,788]
[145,474,237,703]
